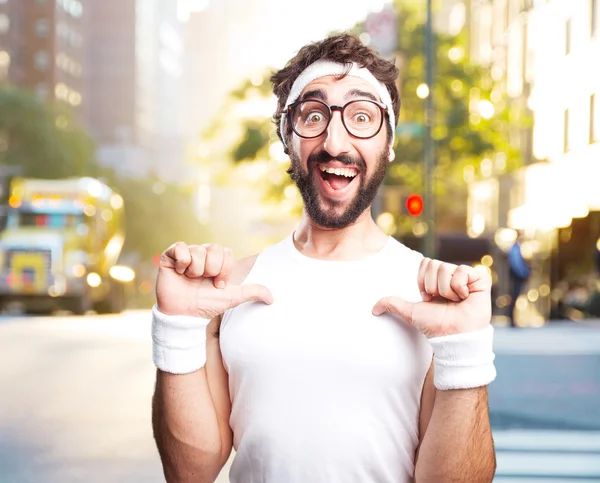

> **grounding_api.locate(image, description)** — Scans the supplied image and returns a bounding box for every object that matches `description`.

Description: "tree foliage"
[199,5,529,236]
[0,85,205,274]
[0,86,96,178]
[379,3,528,233]
[103,174,206,261]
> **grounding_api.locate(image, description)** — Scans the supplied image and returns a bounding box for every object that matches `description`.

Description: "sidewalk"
[492,315,600,328]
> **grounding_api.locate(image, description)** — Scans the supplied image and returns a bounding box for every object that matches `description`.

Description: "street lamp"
[423,0,436,258]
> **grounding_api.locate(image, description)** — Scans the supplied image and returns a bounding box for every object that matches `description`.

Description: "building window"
[0,50,9,80]
[35,18,50,38]
[60,0,83,18]
[522,21,528,85]
[564,109,570,152]
[565,18,572,55]
[0,13,9,35]
[36,83,49,101]
[34,50,50,71]
[592,94,598,143]
[592,0,598,37]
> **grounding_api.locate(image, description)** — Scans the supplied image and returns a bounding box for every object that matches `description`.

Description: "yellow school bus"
[0,177,134,314]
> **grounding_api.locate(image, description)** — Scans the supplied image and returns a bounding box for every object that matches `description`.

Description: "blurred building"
[182,5,232,140]
[467,0,600,323]
[85,0,189,183]
[0,0,85,122]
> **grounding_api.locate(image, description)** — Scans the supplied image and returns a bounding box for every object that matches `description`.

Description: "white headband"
[280,59,395,146]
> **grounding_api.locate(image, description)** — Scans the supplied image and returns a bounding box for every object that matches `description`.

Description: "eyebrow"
[299,89,326,102]
[298,87,379,104]
[344,88,378,102]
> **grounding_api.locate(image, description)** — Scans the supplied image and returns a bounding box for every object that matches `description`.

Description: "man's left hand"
[372,258,492,338]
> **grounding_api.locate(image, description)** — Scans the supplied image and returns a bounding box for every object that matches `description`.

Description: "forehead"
[299,75,380,102]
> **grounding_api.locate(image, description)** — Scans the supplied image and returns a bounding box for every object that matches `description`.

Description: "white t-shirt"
[220,235,432,483]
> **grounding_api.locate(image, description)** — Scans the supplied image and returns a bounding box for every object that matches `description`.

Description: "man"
[151,34,497,483]
[507,233,531,327]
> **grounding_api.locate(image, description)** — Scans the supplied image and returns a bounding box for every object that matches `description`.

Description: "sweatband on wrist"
[428,325,496,390]
[151,304,211,374]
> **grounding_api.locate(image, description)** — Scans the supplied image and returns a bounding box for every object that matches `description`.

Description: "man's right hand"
[156,242,273,319]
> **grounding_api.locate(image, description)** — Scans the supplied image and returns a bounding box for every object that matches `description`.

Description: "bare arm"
[374,258,496,482]
[152,317,233,483]
[151,252,259,482]
[414,371,496,483]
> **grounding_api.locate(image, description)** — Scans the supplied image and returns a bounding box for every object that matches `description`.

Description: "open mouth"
[317,165,358,191]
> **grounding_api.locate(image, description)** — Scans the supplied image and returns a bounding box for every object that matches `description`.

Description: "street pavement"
[0,312,598,482]
[490,324,600,482]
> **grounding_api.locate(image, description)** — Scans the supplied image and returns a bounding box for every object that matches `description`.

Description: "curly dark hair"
[270,33,400,152]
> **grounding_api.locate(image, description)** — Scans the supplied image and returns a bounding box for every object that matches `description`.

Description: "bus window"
[11,213,83,229]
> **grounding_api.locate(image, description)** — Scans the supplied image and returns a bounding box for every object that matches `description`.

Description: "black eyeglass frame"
[284,99,388,140]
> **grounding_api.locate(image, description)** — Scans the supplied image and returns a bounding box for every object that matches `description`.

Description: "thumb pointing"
[372,296,414,324]
[237,284,274,306]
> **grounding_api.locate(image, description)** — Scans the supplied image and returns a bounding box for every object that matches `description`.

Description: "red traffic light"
[406,193,424,216]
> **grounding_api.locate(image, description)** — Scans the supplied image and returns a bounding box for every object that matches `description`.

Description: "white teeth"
[318,165,357,178]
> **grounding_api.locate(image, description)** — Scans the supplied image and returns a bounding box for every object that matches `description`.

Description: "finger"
[203,244,224,278]
[214,247,234,289]
[423,259,442,298]
[164,242,192,275]
[467,265,492,293]
[372,296,415,324]
[183,244,207,277]
[437,262,462,302]
[450,266,470,299]
[234,284,274,306]
[417,258,432,301]
[159,243,178,270]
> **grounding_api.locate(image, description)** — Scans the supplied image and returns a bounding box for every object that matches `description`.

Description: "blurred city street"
[0,312,598,483]
[1,0,600,480]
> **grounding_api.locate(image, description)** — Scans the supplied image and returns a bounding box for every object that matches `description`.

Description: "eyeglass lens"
[291,100,383,139]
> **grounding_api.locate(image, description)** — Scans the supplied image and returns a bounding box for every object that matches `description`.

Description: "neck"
[293,208,388,261]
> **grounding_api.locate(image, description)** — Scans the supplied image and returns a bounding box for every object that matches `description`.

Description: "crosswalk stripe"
[494,478,600,482]
[493,430,600,481]
[494,430,600,451]
[493,327,600,355]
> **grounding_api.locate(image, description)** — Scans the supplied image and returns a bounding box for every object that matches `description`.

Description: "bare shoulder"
[229,254,259,285]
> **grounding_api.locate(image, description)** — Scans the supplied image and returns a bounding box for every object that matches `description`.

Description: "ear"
[388,144,395,162]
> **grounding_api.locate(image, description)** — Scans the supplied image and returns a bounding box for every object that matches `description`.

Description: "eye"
[353,112,372,124]
[306,112,325,124]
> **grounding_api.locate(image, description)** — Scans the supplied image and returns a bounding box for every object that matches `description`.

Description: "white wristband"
[428,325,496,390]
[151,304,211,374]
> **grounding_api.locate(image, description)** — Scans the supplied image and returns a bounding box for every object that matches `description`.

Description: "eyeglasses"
[285,99,387,140]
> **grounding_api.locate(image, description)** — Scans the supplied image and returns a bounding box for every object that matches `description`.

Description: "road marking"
[493,430,600,481]
[0,311,152,340]
[493,327,600,355]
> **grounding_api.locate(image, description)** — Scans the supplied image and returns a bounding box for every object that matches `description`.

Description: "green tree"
[196,72,298,212]
[105,174,207,262]
[198,7,529,236]
[373,3,527,234]
[0,86,96,178]
[0,86,207,295]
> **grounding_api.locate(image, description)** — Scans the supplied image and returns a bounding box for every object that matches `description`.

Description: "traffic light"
[405,193,424,217]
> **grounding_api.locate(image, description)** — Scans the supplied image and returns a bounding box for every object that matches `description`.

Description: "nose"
[323,110,352,158]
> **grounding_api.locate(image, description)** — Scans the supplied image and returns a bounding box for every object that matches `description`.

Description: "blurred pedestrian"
[507,233,531,327]
[594,237,600,275]
[150,33,497,483]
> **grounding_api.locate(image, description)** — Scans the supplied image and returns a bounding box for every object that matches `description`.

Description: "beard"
[287,147,388,229]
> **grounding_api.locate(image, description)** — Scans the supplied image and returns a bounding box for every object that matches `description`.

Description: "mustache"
[307,151,366,171]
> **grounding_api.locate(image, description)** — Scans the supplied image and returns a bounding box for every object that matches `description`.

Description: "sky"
[178,0,394,133]
[180,0,391,77]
